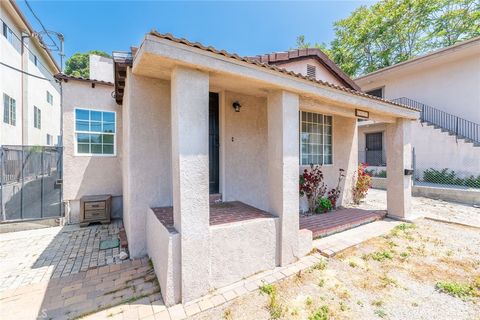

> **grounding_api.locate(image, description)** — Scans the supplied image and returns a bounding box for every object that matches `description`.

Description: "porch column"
[171,66,210,302]
[267,90,300,266]
[386,118,412,219]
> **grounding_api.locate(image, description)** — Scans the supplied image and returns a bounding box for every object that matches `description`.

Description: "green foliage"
[423,168,480,188]
[316,197,333,213]
[308,305,330,320]
[371,250,394,261]
[64,50,111,78]
[259,283,284,319]
[297,0,480,77]
[311,260,328,271]
[259,283,276,296]
[435,281,479,298]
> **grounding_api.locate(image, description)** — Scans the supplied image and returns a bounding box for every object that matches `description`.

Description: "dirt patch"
[191,219,480,320]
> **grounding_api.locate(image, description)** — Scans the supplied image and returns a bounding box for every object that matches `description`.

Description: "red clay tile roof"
[54,73,114,86]
[249,48,360,91]
[148,31,419,113]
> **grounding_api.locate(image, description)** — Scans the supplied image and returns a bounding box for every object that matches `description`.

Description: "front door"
[209,92,220,194]
[365,132,383,166]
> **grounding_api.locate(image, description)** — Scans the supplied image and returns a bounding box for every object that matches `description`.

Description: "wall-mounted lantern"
[232,101,242,112]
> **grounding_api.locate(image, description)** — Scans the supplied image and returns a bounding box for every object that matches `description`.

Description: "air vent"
[307,64,316,79]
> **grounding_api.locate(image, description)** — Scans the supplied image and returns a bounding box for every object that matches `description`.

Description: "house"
[58,31,418,305]
[355,37,480,184]
[1,0,61,147]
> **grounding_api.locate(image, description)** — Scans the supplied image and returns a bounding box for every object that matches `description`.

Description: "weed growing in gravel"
[259,283,284,319]
[371,250,394,261]
[394,223,415,231]
[371,299,384,307]
[306,296,313,307]
[435,281,479,298]
[308,305,329,320]
[348,261,357,268]
[318,279,325,287]
[374,309,387,318]
[356,300,364,307]
[339,301,349,311]
[312,260,328,271]
[223,309,232,320]
[380,274,399,288]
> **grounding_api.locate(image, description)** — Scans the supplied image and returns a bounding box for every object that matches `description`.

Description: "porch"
[299,208,387,239]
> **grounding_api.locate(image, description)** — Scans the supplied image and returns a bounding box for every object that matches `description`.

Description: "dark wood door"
[209,92,220,194]
[365,132,383,166]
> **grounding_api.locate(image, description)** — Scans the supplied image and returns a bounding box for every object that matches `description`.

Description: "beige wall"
[357,49,480,123]
[122,72,172,257]
[275,58,344,86]
[89,54,114,83]
[62,80,122,223]
[223,92,269,210]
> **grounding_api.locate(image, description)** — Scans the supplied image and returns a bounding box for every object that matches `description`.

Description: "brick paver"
[299,207,387,238]
[0,220,124,292]
[153,201,275,232]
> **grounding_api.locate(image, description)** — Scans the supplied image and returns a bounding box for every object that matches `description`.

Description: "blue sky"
[17,1,375,64]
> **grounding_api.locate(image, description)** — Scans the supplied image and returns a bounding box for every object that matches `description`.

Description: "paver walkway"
[300,207,386,238]
[0,220,124,292]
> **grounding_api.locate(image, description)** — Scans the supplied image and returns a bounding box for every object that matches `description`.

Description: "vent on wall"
[306,64,316,79]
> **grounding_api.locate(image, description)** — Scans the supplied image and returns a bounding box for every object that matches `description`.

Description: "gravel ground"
[353,189,480,228]
[191,220,480,320]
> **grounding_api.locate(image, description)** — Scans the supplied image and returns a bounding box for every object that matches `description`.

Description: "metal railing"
[392,97,480,144]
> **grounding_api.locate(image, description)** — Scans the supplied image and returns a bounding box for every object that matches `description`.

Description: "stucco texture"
[62,80,122,223]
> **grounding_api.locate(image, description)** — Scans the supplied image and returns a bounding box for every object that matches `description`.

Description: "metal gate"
[0,145,63,222]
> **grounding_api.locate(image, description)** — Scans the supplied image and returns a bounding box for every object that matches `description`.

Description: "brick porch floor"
[300,208,387,239]
[152,201,274,231]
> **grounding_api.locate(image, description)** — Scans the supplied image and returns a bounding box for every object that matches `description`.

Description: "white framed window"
[2,22,15,46]
[46,91,53,105]
[3,93,16,126]
[75,108,116,156]
[300,111,333,165]
[34,106,41,129]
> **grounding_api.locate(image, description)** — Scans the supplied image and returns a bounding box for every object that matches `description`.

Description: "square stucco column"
[386,118,413,219]
[267,90,300,266]
[171,66,210,302]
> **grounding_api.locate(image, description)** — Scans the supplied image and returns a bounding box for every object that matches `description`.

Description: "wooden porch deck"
[300,208,387,239]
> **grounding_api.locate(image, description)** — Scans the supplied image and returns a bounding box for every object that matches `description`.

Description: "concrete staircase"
[392,97,480,147]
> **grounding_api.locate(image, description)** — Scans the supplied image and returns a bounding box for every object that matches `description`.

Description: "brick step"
[312,213,386,239]
[209,193,222,204]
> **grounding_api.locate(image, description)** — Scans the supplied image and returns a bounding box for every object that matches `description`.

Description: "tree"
[296,0,480,77]
[64,50,111,78]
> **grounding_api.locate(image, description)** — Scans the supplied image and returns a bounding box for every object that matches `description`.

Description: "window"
[306,64,316,79]
[75,108,116,155]
[46,134,52,145]
[2,22,15,46]
[46,91,53,105]
[366,87,384,98]
[3,93,16,126]
[34,106,41,129]
[300,111,333,165]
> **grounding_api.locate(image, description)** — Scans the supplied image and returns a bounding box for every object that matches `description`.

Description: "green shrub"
[423,168,480,188]
[308,305,329,320]
[316,197,332,213]
[435,281,478,298]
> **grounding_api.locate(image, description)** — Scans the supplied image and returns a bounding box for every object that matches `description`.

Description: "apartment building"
[1,0,61,147]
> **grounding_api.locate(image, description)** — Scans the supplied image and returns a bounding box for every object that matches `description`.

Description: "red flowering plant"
[299,165,327,214]
[352,163,372,204]
[327,168,345,208]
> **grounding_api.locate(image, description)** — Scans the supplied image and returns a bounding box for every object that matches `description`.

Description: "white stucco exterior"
[89,54,114,83]
[0,1,60,147]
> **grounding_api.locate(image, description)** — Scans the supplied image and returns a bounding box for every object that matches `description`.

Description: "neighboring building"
[356,37,480,180]
[1,0,61,147]
[58,30,418,306]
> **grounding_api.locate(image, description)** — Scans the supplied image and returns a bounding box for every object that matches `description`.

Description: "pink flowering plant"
[328,168,346,208]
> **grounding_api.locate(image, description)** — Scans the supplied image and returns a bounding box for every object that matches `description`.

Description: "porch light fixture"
[232,101,242,112]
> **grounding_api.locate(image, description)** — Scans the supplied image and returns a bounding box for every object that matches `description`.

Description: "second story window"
[75,108,116,155]
[307,64,316,79]
[34,106,41,129]
[47,91,53,105]
[3,93,16,126]
[2,22,15,47]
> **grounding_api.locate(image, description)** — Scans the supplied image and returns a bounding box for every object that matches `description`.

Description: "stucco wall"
[223,92,269,210]
[122,72,172,258]
[209,217,278,288]
[89,54,114,83]
[275,58,344,86]
[358,120,480,177]
[299,114,358,211]
[357,50,480,123]
[146,209,180,306]
[62,80,122,223]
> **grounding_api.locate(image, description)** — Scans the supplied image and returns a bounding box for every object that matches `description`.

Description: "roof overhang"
[128,32,419,120]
